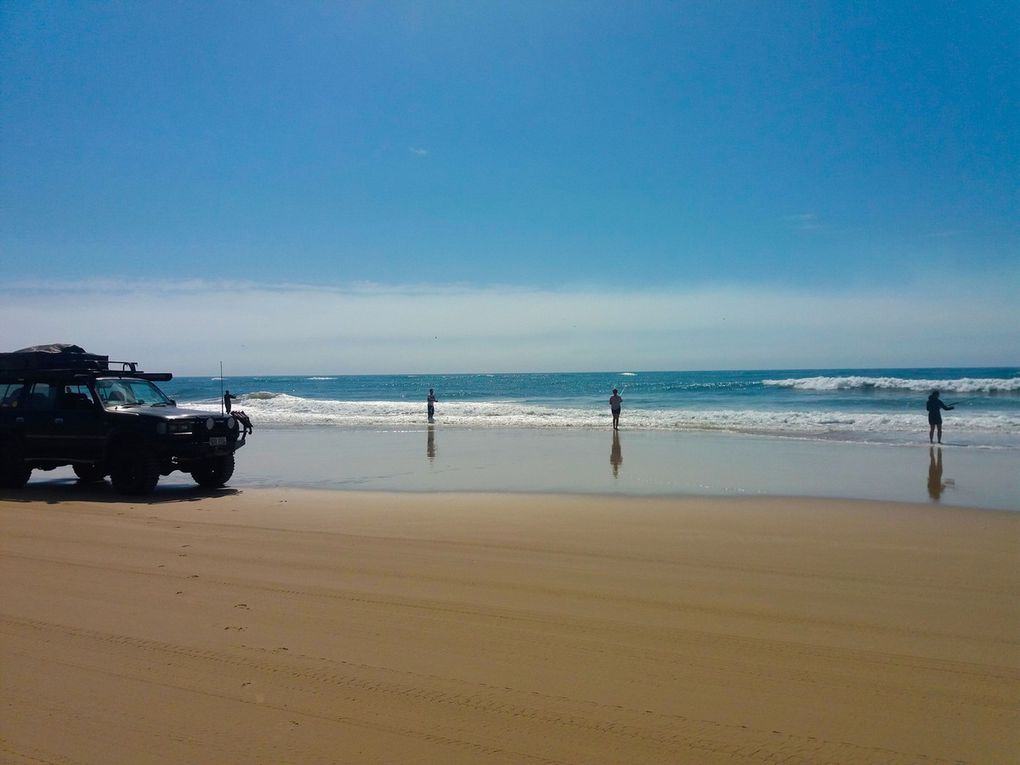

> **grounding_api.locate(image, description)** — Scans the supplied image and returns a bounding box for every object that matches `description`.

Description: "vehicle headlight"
[227,417,237,429]
[168,420,193,433]
[206,417,215,430]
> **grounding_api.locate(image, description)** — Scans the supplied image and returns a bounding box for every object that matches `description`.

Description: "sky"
[1,1,1017,374]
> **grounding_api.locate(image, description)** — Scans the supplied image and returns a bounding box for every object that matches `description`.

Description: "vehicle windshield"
[96,378,173,408]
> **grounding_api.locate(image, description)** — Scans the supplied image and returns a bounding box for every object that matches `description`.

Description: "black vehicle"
[0,344,248,495]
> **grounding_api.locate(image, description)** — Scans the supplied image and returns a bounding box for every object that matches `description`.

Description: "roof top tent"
[0,344,109,372]
[0,343,172,381]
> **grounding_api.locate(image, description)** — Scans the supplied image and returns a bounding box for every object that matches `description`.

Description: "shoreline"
[15,425,1018,511]
[164,367,1020,449]
[2,488,1017,763]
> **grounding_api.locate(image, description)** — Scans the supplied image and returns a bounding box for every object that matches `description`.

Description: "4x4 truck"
[0,344,247,495]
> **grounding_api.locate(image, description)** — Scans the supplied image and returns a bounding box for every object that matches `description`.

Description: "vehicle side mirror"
[170,399,176,406]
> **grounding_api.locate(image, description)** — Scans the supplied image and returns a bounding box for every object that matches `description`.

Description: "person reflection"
[610,430,623,478]
[427,425,437,463]
[927,446,945,501]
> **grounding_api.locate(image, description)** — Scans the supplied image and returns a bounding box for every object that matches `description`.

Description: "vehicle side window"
[58,384,97,411]
[27,383,56,411]
[0,383,28,408]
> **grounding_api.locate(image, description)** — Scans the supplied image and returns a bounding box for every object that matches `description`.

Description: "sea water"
[162,368,1020,450]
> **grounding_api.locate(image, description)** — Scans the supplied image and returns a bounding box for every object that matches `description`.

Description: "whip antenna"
[220,361,224,415]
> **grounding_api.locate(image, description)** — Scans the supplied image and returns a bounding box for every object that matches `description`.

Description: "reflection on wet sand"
[610,430,622,478]
[927,446,953,501]
[427,426,437,463]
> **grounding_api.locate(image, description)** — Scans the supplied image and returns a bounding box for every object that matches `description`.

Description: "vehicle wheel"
[110,448,160,495]
[73,463,107,483]
[0,440,32,489]
[191,454,235,488]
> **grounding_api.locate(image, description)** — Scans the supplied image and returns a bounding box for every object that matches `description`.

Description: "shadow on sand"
[0,477,240,506]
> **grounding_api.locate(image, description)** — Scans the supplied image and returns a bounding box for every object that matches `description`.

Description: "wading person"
[926,390,954,444]
[427,388,437,423]
[609,388,622,430]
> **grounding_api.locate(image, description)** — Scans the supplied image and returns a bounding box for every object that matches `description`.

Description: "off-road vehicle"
[0,344,248,495]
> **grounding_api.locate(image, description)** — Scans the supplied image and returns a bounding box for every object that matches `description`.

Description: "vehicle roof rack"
[0,368,173,382]
[0,345,170,381]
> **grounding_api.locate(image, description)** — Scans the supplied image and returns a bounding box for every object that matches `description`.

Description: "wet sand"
[194,425,1020,511]
[2,487,1017,764]
[27,426,1020,510]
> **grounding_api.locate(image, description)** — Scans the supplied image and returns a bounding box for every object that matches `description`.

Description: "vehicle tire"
[110,448,160,495]
[73,463,107,483]
[0,440,32,489]
[191,454,235,488]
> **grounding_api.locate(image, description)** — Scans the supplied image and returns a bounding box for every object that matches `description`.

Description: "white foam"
[180,393,1020,446]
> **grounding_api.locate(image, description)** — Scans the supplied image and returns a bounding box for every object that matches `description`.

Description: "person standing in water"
[223,390,237,414]
[609,388,622,430]
[926,390,954,444]
[427,388,437,423]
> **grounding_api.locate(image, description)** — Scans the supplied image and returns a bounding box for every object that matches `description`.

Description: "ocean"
[162,368,1020,450]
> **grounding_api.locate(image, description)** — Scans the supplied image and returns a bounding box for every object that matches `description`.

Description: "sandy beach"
[2,486,1017,764]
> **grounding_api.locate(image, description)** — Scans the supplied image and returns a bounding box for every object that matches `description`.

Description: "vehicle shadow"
[0,477,241,505]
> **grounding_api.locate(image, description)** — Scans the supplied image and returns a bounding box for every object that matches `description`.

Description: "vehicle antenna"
[220,361,224,415]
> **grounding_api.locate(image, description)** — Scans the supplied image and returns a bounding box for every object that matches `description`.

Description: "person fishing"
[427,388,438,423]
[609,388,622,430]
[222,389,253,435]
[925,390,954,444]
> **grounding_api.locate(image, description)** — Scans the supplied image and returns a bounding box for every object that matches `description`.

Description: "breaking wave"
[762,376,1020,394]
[180,392,1020,445]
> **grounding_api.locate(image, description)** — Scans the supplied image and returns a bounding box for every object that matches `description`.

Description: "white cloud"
[1,279,1016,374]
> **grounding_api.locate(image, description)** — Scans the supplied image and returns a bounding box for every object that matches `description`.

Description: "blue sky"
[1,1,1017,373]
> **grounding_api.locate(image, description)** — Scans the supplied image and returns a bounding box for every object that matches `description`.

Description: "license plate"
[210,436,227,447]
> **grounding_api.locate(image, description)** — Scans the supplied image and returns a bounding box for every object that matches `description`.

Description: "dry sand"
[1,488,1017,764]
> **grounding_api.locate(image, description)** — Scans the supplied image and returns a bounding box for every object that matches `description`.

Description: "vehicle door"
[53,383,106,460]
[0,381,31,451]
[20,381,59,458]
